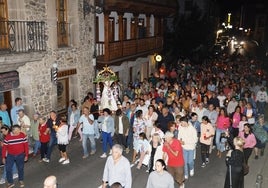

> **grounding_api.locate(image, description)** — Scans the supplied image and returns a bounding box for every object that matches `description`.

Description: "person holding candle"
[215,108,230,158]
[200,116,215,167]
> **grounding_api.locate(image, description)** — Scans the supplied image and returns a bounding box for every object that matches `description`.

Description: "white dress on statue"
[100,81,118,111]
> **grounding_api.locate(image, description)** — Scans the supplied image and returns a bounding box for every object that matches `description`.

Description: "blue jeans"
[183,149,195,177]
[47,133,57,160]
[215,128,226,152]
[6,153,25,183]
[126,128,133,149]
[257,101,266,115]
[2,163,17,179]
[33,140,41,155]
[102,132,113,153]
[82,134,96,156]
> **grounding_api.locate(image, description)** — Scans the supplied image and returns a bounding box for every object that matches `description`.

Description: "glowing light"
[155,54,162,62]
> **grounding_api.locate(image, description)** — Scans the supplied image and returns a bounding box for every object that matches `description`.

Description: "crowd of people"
[0,54,268,188]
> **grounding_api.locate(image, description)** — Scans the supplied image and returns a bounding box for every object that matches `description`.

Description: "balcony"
[96,0,177,16]
[0,21,46,54]
[96,36,162,65]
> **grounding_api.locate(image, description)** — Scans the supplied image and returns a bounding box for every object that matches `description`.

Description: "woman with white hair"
[224,136,245,188]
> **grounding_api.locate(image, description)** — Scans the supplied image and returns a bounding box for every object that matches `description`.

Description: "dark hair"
[139,132,147,140]
[116,109,122,116]
[191,112,197,117]
[154,122,161,129]
[87,92,93,97]
[83,96,90,103]
[1,124,10,132]
[219,107,228,117]
[135,110,143,118]
[110,182,123,188]
[148,105,156,111]
[234,105,241,112]
[15,97,22,103]
[103,108,111,115]
[60,115,67,123]
[167,121,176,130]
[155,159,167,171]
[244,123,252,134]
[11,124,21,130]
[179,116,188,122]
[50,110,57,114]
[71,103,77,108]
[70,99,77,104]
[202,116,211,123]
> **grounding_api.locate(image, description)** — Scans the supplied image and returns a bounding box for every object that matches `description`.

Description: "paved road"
[0,137,267,188]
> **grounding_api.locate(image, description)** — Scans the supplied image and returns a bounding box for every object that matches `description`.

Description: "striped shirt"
[2,132,29,158]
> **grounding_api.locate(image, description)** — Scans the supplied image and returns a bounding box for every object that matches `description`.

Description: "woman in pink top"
[238,123,256,164]
[230,106,242,137]
[215,108,230,158]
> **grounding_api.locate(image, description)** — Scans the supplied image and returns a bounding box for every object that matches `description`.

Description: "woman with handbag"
[238,124,256,164]
[224,136,245,188]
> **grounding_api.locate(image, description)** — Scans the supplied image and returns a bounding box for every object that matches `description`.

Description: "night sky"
[216,0,266,28]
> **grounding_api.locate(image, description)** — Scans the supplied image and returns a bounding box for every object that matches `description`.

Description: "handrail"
[0,20,46,53]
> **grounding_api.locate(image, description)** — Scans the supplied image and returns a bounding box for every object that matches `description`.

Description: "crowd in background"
[0,54,268,188]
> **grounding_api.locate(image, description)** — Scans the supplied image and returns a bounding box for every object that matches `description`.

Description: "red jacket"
[2,132,29,158]
[39,123,50,143]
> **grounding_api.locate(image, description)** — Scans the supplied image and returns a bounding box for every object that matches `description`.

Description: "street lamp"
[155,54,162,62]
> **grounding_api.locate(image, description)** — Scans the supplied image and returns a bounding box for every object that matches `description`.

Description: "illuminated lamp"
[155,54,162,62]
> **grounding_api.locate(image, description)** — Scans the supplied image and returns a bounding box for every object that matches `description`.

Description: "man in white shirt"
[217,91,227,107]
[256,87,268,115]
[195,102,208,123]
[18,109,32,153]
[136,99,148,115]
[102,144,132,188]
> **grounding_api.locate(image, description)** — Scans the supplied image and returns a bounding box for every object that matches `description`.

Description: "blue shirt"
[0,110,11,127]
[79,115,95,135]
[10,105,24,125]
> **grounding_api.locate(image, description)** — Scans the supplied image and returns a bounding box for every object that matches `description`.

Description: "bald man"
[43,175,57,188]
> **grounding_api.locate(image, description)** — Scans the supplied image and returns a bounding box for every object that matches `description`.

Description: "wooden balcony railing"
[96,36,162,63]
[0,21,46,53]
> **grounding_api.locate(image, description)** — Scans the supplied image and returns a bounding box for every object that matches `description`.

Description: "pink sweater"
[216,116,230,130]
[238,131,257,149]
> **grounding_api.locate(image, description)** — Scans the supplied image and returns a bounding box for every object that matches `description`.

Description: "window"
[0,0,8,50]
[56,0,68,47]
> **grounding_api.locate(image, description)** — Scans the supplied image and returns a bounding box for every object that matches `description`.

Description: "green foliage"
[93,74,118,84]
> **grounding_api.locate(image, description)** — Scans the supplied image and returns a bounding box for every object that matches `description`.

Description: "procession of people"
[0,54,267,188]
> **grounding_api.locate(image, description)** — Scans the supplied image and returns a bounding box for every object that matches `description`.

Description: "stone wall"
[2,0,95,117]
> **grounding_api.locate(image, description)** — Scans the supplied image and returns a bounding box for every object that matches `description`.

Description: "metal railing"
[0,20,46,53]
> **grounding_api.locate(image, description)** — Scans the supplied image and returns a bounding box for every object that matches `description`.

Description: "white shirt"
[102,156,132,188]
[118,116,123,134]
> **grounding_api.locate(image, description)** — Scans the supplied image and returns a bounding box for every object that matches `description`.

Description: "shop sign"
[0,71,20,92]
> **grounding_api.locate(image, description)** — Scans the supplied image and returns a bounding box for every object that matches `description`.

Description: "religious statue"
[94,65,118,111]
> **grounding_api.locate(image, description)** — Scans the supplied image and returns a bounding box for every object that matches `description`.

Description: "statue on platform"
[94,66,118,111]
